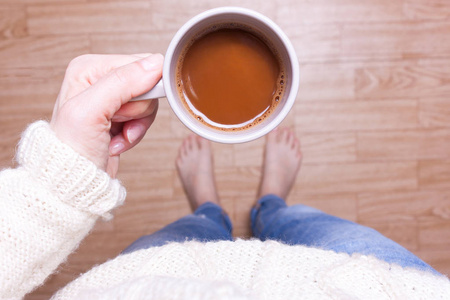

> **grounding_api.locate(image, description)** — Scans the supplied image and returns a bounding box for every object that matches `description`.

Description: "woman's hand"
[50,53,163,178]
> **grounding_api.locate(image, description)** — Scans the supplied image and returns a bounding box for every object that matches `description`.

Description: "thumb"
[84,53,164,119]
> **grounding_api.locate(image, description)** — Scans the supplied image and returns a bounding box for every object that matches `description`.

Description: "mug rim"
[163,6,299,144]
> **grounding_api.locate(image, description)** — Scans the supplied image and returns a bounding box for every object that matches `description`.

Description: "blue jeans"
[122,194,438,274]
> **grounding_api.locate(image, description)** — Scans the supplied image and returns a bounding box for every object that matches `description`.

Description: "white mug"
[133,7,299,144]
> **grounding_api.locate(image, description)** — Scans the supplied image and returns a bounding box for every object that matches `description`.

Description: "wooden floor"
[0,0,449,298]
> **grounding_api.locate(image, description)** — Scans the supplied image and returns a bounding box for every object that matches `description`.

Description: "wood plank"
[0,4,27,39]
[355,64,450,99]
[0,36,90,68]
[90,32,170,56]
[358,190,450,223]
[211,143,235,169]
[114,170,179,232]
[144,100,181,140]
[27,1,153,35]
[357,129,450,161]
[419,220,450,250]
[419,160,450,190]
[404,0,450,21]
[295,100,418,133]
[419,97,450,128]
[216,167,261,198]
[276,0,404,24]
[342,21,450,61]
[283,23,343,63]
[233,197,254,238]
[293,161,418,195]
[300,132,357,164]
[286,21,450,63]
[233,137,264,168]
[298,63,355,102]
[120,138,179,172]
[0,68,63,104]
[17,0,86,3]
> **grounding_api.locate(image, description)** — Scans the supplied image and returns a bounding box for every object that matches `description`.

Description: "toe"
[280,127,289,143]
[267,127,279,143]
[198,136,210,151]
[187,134,197,151]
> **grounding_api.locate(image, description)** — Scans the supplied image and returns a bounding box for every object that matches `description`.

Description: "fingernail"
[134,53,152,58]
[112,115,132,122]
[126,124,145,144]
[139,53,164,71]
[110,142,125,156]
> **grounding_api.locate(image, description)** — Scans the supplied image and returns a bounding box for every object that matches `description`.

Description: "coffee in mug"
[176,24,285,131]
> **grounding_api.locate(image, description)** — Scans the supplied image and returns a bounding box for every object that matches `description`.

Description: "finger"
[57,53,155,107]
[109,110,157,156]
[65,53,154,86]
[79,53,163,119]
[111,98,159,122]
[106,155,120,178]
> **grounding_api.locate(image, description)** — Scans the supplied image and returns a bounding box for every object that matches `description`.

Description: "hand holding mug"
[50,53,163,178]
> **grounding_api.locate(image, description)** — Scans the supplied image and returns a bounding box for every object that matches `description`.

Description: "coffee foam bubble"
[176,23,286,132]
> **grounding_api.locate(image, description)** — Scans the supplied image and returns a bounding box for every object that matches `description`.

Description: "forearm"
[0,121,126,299]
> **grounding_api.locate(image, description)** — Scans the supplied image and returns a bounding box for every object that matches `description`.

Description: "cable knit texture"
[52,240,450,300]
[0,121,126,299]
[1,121,450,300]
[16,121,125,219]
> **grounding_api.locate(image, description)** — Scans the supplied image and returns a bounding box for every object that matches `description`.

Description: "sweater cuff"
[16,121,126,220]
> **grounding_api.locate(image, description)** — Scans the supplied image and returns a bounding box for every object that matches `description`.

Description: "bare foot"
[176,135,220,211]
[258,127,302,199]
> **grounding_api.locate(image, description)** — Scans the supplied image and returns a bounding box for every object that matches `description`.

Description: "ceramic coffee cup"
[132,6,299,143]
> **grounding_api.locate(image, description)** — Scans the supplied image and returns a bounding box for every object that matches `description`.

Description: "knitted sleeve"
[0,121,126,299]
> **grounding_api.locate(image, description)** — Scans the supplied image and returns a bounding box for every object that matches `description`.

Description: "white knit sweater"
[1,121,449,300]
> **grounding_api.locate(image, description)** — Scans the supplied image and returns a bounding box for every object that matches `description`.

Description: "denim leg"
[122,202,232,254]
[251,194,439,274]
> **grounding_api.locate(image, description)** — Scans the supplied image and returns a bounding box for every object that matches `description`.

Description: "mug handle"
[130,79,166,101]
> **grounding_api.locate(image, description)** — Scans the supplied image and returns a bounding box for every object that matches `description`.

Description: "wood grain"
[298,63,355,102]
[342,22,450,61]
[0,4,27,39]
[355,63,450,99]
[0,67,63,103]
[404,0,450,21]
[419,220,450,250]
[27,1,153,35]
[358,190,450,223]
[276,0,405,24]
[419,97,450,128]
[419,160,450,190]
[294,161,418,195]
[295,100,419,133]
[90,32,170,55]
[0,35,90,68]
[357,129,450,161]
